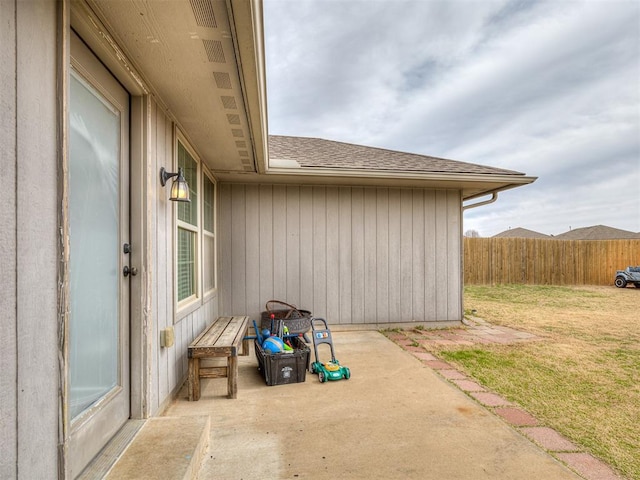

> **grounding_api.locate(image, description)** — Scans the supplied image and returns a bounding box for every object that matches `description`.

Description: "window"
[202,172,216,294]
[176,140,199,304]
[174,133,217,315]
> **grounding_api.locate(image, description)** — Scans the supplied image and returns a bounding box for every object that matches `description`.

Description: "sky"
[263,0,640,237]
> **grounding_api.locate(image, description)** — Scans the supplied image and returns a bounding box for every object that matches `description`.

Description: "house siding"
[0,1,18,476]
[3,9,224,474]
[218,184,462,324]
[1,1,60,478]
[145,97,220,416]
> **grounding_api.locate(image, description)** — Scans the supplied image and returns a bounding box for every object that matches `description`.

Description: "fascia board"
[228,0,269,174]
[263,165,536,186]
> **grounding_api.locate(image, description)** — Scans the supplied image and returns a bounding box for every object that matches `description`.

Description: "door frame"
[61,2,152,476]
[69,2,151,419]
[67,31,131,477]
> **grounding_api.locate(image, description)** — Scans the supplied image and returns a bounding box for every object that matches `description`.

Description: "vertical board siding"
[338,188,352,322]
[363,188,377,322]
[272,187,287,300]
[219,184,233,311]
[299,186,313,308]
[258,185,274,303]
[1,2,18,475]
[152,98,164,411]
[399,189,414,321]
[245,185,261,314]
[376,189,389,322]
[351,188,365,323]
[423,190,437,320]
[10,4,59,477]
[387,189,402,321]
[447,190,462,319]
[147,101,220,415]
[325,187,341,322]
[411,190,425,321]
[231,185,246,313]
[219,184,463,324]
[312,187,328,317]
[286,186,301,305]
[464,238,640,286]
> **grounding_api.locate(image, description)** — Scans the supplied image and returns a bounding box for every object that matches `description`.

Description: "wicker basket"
[259,300,312,335]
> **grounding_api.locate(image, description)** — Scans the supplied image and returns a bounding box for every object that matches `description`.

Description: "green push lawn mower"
[310,318,351,382]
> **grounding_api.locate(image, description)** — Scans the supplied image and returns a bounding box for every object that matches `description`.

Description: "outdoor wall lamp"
[160,167,190,202]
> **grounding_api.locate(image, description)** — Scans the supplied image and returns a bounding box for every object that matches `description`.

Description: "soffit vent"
[190,0,217,28]
[226,113,240,125]
[239,150,248,157]
[202,39,225,63]
[231,129,244,138]
[235,140,246,148]
[213,71,232,89]
[220,95,237,109]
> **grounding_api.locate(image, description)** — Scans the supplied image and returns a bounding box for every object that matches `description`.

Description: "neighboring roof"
[554,225,640,240]
[269,135,523,176]
[493,228,551,239]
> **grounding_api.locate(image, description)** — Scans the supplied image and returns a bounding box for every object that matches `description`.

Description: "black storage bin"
[255,336,310,386]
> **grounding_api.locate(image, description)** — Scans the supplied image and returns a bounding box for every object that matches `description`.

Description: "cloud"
[264,0,640,236]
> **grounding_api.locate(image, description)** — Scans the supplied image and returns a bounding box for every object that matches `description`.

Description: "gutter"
[263,165,535,185]
[462,192,498,210]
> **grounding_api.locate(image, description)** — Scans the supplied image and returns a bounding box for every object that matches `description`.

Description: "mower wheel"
[318,372,326,383]
[344,368,351,380]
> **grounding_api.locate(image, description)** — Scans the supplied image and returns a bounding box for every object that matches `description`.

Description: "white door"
[68,32,131,477]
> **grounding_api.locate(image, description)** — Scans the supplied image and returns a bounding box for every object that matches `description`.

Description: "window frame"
[174,130,202,319]
[173,129,218,321]
[201,167,217,301]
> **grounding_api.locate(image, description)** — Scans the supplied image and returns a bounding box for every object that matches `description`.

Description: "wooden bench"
[188,316,249,400]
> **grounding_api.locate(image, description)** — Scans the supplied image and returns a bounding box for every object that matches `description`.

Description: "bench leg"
[227,355,238,399]
[241,337,250,356]
[188,357,200,401]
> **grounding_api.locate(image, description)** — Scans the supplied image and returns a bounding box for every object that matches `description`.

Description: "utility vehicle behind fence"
[614,266,640,288]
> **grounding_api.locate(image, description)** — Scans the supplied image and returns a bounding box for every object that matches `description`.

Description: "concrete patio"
[122,328,592,480]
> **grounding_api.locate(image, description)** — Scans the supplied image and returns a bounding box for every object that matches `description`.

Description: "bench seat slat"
[191,316,232,349]
[189,316,247,352]
[211,316,246,348]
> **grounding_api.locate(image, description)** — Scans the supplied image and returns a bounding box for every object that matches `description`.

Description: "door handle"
[123,265,138,277]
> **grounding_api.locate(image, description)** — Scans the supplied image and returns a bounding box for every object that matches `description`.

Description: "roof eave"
[233,165,537,197]
[228,0,269,174]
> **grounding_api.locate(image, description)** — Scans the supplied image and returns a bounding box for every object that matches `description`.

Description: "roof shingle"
[269,135,524,176]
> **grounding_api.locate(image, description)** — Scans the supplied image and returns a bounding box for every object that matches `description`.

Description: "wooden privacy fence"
[464,238,640,286]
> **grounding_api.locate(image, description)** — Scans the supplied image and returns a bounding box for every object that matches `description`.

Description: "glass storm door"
[68,32,130,477]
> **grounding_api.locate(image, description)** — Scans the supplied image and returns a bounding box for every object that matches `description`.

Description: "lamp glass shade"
[169,175,190,202]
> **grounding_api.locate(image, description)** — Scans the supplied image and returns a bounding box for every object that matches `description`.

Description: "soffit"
[76,0,265,174]
[215,169,536,200]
